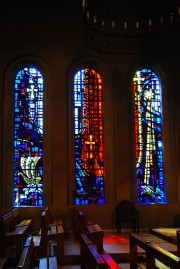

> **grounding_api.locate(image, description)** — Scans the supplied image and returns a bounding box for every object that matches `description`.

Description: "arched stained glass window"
[14,67,43,206]
[133,68,166,204]
[73,67,105,205]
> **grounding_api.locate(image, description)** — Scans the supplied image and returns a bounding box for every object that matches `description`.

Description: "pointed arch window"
[73,67,105,205]
[14,67,43,206]
[133,68,166,204]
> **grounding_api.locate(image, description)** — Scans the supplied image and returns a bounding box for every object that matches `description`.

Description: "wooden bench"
[80,233,106,269]
[150,227,180,248]
[145,242,180,269]
[130,232,180,269]
[86,224,104,253]
[149,229,180,257]
[176,230,180,256]
[0,258,7,269]
[73,207,94,241]
[44,207,63,226]
[0,211,30,259]
[129,233,150,269]
[16,245,33,269]
[39,210,64,256]
[24,234,58,259]
[101,253,122,269]
[17,235,58,269]
[12,207,32,228]
[73,208,104,253]
[80,233,121,269]
[38,256,58,269]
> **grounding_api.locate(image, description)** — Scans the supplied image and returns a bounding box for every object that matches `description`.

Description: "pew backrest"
[40,210,64,256]
[176,230,180,256]
[80,233,121,269]
[87,244,106,268]
[12,208,21,227]
[17,235,58,269]
[24,235,35,258]
[101,253,122,269]
[73,207,94,241]
[39,257,58,269]
[16,246,32,269]
[41,211,49,236]
[0,212,15,236]
[86,224,104,253]
[0,258,7,269]
[45,207,51,226]
[80,233,105,268]
[130,232,180,269]
[129,233,152,269]
[146,242,180,269]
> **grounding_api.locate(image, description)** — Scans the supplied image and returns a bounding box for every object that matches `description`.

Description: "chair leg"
[119,223,121,234]
[117,221,122,234]
[133,221,136,233]
[133,221,139,233]
[136,222,139,234]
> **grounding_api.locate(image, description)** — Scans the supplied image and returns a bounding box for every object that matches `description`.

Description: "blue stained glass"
[133,68,166,204]
[13,67,43,206]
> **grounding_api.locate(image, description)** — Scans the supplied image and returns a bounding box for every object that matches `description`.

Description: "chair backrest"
[116,200,137,218]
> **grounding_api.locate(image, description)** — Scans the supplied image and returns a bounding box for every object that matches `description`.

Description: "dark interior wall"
[0,0,180,231]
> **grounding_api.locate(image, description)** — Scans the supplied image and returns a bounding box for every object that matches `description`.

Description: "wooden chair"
[116,200,139,234]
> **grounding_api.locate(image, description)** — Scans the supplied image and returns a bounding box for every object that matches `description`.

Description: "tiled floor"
[59,232,132,268]
[59,230,178,269]
[4,230,175,268]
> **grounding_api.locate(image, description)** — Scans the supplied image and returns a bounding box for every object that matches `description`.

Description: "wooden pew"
[148,227,180,259]
[17,235,58,269]
[80,233,106,269]
[0,258,7,269]
[45,207,63,226]
[85,244,106,269]
[150,227,180,255]
[101,253,122,269]
[12,207,32,228]
[80,233,121,269]
[176,230,180,256]
[16,246,32,269]
[73,207,83,240]
[86,224,104,253]
[129,232,180,269]
[38,257,58,269]
[0,211,29,259]
[39,210,64,256]
[24,234,58,260]
[73,207,94,241]
[72,208,104,253]
[145,243,180,269]
[23,224,58,258]
[24,234,41,259]
[129,233,150,269]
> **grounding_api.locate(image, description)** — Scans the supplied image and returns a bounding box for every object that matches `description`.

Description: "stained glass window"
[14,67,43,206]
[133,68,166,204]
[73,68,105,205]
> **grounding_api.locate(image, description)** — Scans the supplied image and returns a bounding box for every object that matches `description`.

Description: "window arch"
[133,68,166,204]
[13,66,43,206]
[73,67,105,205]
